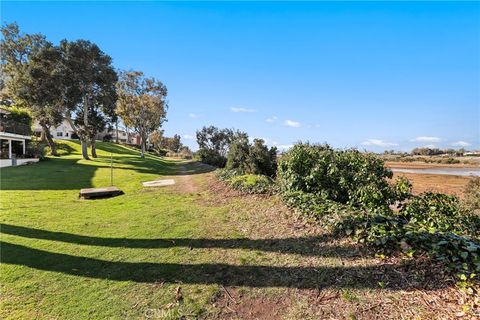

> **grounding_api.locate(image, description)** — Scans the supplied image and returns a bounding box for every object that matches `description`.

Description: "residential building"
[33,120,75,140]
[0,107,38,167]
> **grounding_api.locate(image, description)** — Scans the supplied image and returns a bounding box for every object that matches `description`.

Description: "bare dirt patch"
[392,172,473,197]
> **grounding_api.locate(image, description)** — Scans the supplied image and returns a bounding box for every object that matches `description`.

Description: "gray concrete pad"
[142,179,175,187]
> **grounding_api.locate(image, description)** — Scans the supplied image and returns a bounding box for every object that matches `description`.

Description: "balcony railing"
[0,120,32,136]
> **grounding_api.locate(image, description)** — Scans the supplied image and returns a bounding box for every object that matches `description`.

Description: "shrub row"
[216,169,273,194]
[216,142,480,281]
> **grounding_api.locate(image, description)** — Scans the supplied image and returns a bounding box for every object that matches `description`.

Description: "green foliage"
[196,126,247,167]
[279,144,479,279]
[216,168,242,181]
[197,148,228,167]
[25,140,47,159]
[400,192,476,235]
[228,174,273,194]
[332,192,480,277]
[226,138,277,177]
[277,143,410,210]
[4,106,32,126]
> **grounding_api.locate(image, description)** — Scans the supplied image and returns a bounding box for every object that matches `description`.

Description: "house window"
[65,132,69,137]
[57,132,63,137]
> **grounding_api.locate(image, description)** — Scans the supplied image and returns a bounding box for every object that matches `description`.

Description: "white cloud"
[285,120,301,128]
[183,134,195,140]
[423,144,436,149]
[230,107,256,113]
[410,136,441,143]
[189,113,201,118]
[266,116,278,123]
[452,140,471,147]
[361,139,399,148]
[276,144,294,151]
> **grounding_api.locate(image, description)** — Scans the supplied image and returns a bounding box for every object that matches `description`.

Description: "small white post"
[110,153,113,186]
[8,139,12,159]
[22,140,26,155]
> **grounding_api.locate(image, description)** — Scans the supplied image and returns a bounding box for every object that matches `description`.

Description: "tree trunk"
[140,137,145,158]
[80,95,90,160]
[91,137,97,158]
[115,120,119,144]
[81,139,90,160]
[40,129,46,142]
[41,124,57,156]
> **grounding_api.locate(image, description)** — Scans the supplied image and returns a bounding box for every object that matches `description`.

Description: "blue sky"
[2,1,479,151]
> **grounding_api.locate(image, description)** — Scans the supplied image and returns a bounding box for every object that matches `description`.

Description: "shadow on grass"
[0,224,357,258]
[0,158,97,190]
[1,240,448,290]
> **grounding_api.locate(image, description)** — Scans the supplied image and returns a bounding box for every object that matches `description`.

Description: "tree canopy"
[116,71,168,158]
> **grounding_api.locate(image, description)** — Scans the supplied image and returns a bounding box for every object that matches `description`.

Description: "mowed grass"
[0,141,228,319]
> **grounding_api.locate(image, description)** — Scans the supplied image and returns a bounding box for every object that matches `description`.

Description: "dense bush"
[330,192,480,277]
[25,141,47,159]
[278,142,479,280]
[197,148,228,167]
[277,143,411,210]
[228,174,273,194]
[226,138,277,177]
[216,168,242,181]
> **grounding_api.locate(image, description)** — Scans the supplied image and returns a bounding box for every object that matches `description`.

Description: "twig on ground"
[221,285,237,304]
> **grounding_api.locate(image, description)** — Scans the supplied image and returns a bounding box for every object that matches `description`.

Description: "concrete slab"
[142,179,175,187]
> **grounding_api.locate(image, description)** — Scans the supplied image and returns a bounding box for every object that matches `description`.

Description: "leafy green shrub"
[285,183,480,278]
[400,192,479,236]
[25,141,47,159]
[197,148,227,167]
[277,143,411,210]
[228,174,273,194]
[226,138,277,177]
[216,168,242,181]
[333,192,480,277]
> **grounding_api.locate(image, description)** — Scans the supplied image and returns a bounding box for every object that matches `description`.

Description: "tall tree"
[0,23,63,155]
[116,71,168,158]
[60,39,118,160]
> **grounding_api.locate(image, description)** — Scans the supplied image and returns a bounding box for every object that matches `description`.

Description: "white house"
[0,108,38,167]
[33,120,75,140]
[33,120,142,145]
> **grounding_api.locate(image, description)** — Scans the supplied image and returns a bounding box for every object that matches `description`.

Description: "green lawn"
[0,141,230,319]
[0,140,460,319]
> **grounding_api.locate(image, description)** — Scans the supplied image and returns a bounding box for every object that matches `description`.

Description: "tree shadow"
[0,224,358,259]
[1,240,449,290]
[0,158,98,190]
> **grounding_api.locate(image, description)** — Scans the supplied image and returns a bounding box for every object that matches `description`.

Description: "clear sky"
[2,1,479,151]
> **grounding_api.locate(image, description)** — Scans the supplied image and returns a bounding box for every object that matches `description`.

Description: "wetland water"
[391,167,480,177]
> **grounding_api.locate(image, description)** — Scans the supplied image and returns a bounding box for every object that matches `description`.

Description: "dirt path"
[174,164,199,194]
